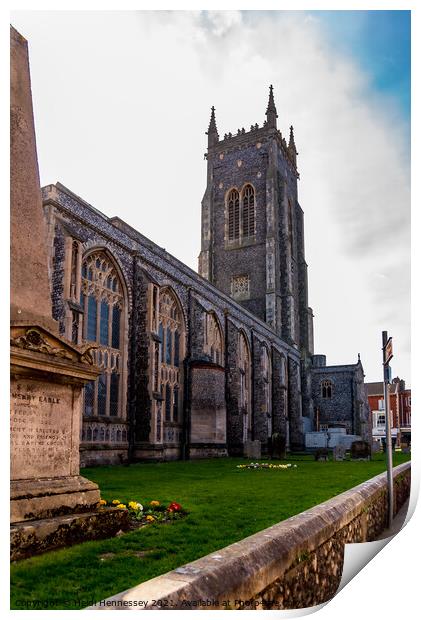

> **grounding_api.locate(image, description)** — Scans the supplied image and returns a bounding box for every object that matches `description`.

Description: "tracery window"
[239,332,251,443]
[321,379,332,399]
[242,184,255,238]
[81,251,124,418]
[158,289,184,426]
[228,188,240,241]
[204,313,223,365]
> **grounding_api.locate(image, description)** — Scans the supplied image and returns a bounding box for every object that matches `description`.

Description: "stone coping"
[90,462,410,610]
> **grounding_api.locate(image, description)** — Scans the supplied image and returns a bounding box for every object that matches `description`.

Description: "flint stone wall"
[93,462,410,611]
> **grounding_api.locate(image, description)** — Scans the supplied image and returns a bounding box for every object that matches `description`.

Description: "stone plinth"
[10,324,101,524]
[11,508,130,561]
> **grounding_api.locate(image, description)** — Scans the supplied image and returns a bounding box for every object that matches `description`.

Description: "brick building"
[42,86,370,466]
[366,378,411,447]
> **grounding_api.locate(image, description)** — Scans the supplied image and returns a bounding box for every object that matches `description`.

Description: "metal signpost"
[382,331,394,529]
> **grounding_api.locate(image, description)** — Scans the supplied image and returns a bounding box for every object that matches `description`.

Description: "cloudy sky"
[11,10,411,384]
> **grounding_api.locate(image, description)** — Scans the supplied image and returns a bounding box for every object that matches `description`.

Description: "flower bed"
[236,463,298,470]
[98,499,186,528]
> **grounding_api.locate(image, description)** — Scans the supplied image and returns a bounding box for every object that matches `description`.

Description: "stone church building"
[42,87,370,466]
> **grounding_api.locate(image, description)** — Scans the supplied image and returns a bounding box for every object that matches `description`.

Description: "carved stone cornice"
[10,322,100,384]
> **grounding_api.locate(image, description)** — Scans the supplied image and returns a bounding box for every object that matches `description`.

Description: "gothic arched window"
[242,184,255,238]
[280,355,287,386]
[239,332,251,442]
[227,189,240,241]
[81,251,125,418]
[321,379,332,399]
[261,345,271,414]
[158,289,185,427]
[204,312,223,365]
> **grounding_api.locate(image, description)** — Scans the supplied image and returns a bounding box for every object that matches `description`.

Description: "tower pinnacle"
[288,125,298,167]
[265,84,278,129]
[206,106,219,147]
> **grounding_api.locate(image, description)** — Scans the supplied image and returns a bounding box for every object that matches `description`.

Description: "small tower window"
[321,379,332,399]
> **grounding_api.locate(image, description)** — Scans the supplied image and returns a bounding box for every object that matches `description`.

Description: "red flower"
[168,502,182,512]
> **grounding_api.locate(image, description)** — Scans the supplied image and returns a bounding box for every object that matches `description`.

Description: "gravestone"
[270,433,286,460]
[371,441,381,454]
[10,27,128,559]
[350,440,371,461]
[315,448,329,462]
[244,440,261,460]
[333,445,346,461]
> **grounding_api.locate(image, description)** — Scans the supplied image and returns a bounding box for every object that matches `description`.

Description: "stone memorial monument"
[244,439,262,460]
[333,444,346,461]
[350,440,371,461]
[10,26,127,559]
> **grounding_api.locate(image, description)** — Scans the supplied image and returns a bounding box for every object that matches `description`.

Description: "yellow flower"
[150,500,160,507]
[146,515,155,522]
[99,499,107,505]
[117,504,127,509]
[128,501,139,510]
[112,499,121,505]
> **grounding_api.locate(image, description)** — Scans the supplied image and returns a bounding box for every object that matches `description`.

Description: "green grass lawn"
[11,452,410,610]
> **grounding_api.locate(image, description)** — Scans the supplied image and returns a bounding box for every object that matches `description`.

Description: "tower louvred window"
[228,189,240,240]
[242,184,255,238]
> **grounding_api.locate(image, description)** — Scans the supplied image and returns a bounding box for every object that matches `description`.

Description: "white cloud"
[11,10,410,383]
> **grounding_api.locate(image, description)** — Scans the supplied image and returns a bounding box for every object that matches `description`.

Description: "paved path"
[375,498,409,540]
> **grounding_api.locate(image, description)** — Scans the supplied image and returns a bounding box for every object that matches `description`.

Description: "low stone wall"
[92,462,410,611]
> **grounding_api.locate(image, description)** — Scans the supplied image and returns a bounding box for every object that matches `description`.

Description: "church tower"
[199,86,314,359]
